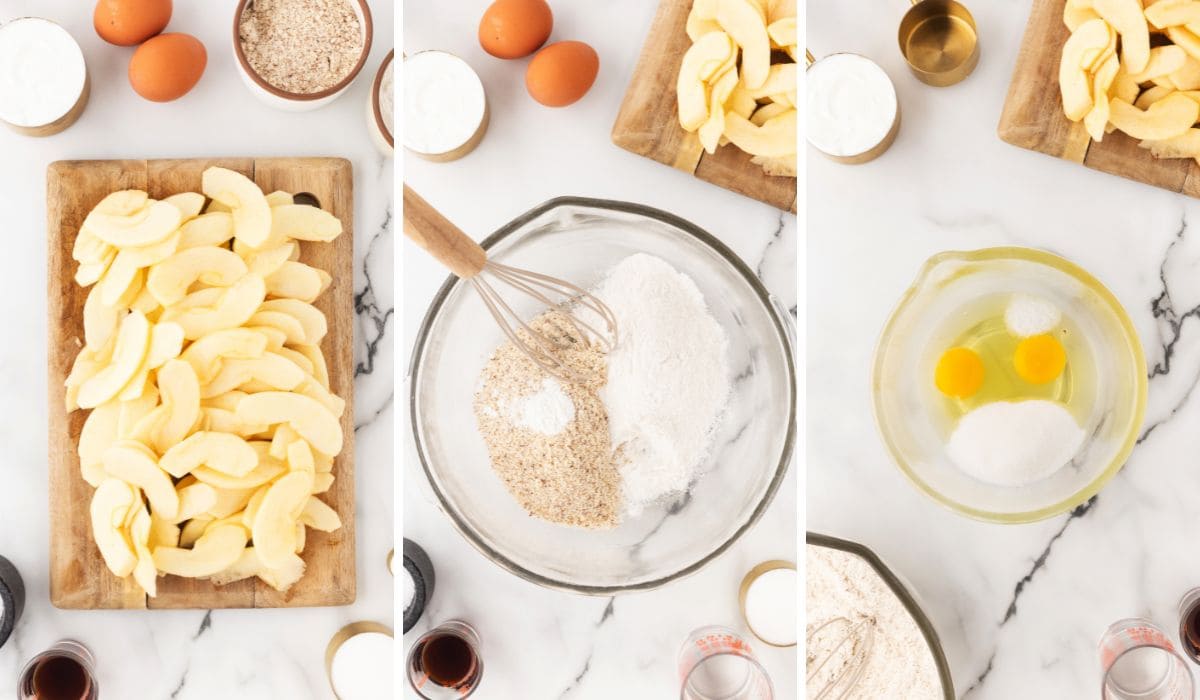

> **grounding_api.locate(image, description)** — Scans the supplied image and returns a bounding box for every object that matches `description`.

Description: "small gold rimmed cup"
[898,0,979,86]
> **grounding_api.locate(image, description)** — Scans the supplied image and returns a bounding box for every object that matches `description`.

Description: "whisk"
[402,185,618,383]
[806,616,876,700]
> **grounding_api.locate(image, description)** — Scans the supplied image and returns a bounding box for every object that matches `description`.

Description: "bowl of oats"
[233,0,374,111]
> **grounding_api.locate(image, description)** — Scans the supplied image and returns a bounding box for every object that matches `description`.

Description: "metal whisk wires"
[403,185,617,384]
[807,615,876,700]
[473,260,618,382]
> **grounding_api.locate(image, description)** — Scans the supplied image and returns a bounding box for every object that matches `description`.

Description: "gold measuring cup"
[898,0,979,86]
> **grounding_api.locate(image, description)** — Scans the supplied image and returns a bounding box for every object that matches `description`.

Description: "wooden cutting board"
[46,157,356,609]
[999,0,1200,197]
[613,0,798,213]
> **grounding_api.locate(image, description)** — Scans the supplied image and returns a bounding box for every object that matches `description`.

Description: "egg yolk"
[935,347,984,398]
[1013,334,1067,384]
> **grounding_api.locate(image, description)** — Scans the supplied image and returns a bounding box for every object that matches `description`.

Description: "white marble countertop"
[401,2,797,698]
[0,2,394,698]
[809,0,1200,696]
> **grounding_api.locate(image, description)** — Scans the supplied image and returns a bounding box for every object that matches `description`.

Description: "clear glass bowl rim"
[408,196,797,594]
[871,246,1148,524]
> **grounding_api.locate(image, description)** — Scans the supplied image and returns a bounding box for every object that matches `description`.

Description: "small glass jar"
[17,639,98,700]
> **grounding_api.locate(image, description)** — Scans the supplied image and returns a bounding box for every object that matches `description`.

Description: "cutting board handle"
[402,185,486,280]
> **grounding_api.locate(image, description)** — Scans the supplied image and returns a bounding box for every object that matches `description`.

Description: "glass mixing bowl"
[872,248,1146,523]
[409,198,795,594]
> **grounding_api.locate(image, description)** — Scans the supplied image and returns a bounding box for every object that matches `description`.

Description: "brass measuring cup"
[898,0,979,86]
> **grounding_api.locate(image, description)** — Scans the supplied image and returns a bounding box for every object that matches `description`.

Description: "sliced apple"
[271,424,301,460]
[201,168,271,248]
[1061,19,1113,120]
[120,321,185,403]
[715,0,771,88]
[252,471,315,567]
[285,436,315,473]
[1093,0,1150,72]
[160,274,266,340]
[269,204,343,242]
[178,515,213,548]
[85,199,182,248]
[177,212,235,250]
[171,481,219,524]
[291,344,329,389]
[201,352,307,398]
[1108,93,1200,139]
[192,451,284,490]
[73,227,115,265]
[299,496,341,532]
[206,485,257,519]
[677,30,736,130]
[243,242,296,278]
[149,510,181,549]
[722,110,797,157]
[151,360,202,454]
[1085,54,1122,140]
[153,524,248,577]
[79,400,121,486]
[90,479,138,577]
[236,392,343,456]
[147,246,249,306]
[312,472,335,494]
[160,431,259,478]
[258,299,327,345]
[77,311,151,409]
[180,328,269,384]
[242,483,270,528]
[202,407,269,438]
[102,440,179,520]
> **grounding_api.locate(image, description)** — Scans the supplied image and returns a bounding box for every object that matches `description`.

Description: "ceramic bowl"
[232,0,373,112]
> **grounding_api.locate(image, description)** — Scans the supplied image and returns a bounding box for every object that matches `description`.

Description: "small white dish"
[367,50,393,156]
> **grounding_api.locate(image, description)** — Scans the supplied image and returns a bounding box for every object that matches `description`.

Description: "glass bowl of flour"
[873,248,1146,523]
[409,198,795,593]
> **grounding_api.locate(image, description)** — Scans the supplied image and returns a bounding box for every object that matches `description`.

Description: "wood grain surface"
[47,157,355,609]
[613,0,798,213]
[999,0,1200,197]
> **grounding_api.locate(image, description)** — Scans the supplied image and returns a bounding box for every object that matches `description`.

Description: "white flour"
[504,377,575,435]
[807,545,943,699]
[590,254,730,515]
[946,400,1084,486]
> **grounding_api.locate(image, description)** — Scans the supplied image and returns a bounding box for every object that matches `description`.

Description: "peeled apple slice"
[264,261,330,302]
[153,524,249,578]
[201,168,271,248]
[177,212,235,250]
[1085,55,1121,141]
[102,440,179,520]
[722,110,797,157]
[677,31,736,130]
[180,328,269,383]
[160,274,267,339]
[258,299,327,345]
[1108,93,1200,139]
[172,481,219,524]
[90,479,138,577]
[252,471,315,567]
[76,311,151,409]
[201,352,307,398]
[93,190,149,217]
[147,246,249,306]
[716,0,771,88]
[299,496,341,532]
[85,200,182,248]
[160,431,259,478]
[152,359,202,453]
[237,392,343,456]
[269,205,343,242]
[1093,0,1150,73]
[1060,19,1113,121]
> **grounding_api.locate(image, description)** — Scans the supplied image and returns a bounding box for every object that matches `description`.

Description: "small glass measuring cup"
[407,620,483,699]
[17,639,98,700]
[1100,619,1193,699]
[678,626,773,700]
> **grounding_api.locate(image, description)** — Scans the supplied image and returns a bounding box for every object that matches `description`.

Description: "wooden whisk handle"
[402,184,487,279]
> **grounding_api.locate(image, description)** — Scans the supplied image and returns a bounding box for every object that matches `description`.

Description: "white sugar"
[947,400,1085,486]
[1005,294,1062,337]
[744,568,797,646]
[505,377,575,436]
[330,632,394,700]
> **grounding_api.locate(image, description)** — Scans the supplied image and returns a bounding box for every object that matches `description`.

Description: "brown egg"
[94,0,172,46]
[525,41,599,107]
[128,33,206,102]
[479,0,553,59]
